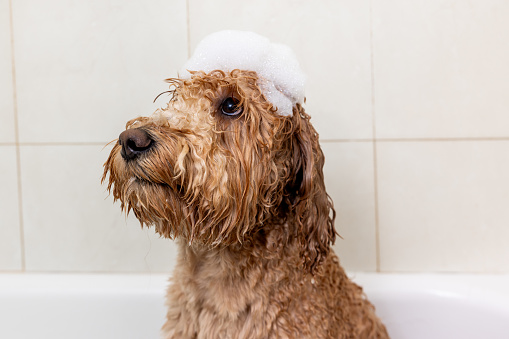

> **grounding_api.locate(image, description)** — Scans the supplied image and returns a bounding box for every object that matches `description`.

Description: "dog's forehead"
[179,31,306,117]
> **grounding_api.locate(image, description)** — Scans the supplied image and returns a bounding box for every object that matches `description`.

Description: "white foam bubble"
[180,30,305,116]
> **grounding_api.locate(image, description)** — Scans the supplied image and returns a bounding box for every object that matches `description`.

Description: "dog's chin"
[118,176,243,247]
[113,175,187,238]
[130,176,170,190]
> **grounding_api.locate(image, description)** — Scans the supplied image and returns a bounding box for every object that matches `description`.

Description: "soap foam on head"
[180,31,306,117]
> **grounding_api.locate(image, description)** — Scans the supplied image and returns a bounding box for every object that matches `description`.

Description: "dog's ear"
[287,105,336,274]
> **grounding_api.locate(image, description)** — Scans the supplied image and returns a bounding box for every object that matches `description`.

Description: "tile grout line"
[321,137,509,143]
[377,137,509,142]
[17,142,111,146]
[7,137,508,146]
[9,0,26,272]
[372,141,381,273]
[321,139,373,143]
[4,138,509,146]
[186,0,191,59]
[369,0,382,273]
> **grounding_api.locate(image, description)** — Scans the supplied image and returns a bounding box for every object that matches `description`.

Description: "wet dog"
[103,31,388,339]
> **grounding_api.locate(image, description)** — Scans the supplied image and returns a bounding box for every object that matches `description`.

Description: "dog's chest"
[172,244,309,337]
[187,247,266,316]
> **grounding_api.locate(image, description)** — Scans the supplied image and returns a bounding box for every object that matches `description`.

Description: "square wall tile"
[0,0,15,143]
[189,0,373,140]
[13,0,187,143]
[322,141,377,271]
[0,146,22,271]
[377,141,509,272]
[21,145,177,272]
[373,0,509,139]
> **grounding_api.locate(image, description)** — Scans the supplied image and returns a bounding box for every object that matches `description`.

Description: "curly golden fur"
[103,70,389,338]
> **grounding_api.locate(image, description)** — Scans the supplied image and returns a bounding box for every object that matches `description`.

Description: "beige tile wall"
[1,0,508,273]
[0,0,15,143]
[0,147,22,271]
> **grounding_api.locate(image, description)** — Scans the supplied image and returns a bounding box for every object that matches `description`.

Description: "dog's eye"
[220,97,243,116]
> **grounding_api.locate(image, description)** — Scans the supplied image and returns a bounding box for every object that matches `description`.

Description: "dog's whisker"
[153,90,175,103]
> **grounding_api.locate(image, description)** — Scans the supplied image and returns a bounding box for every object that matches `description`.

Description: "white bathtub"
[0,273,508,339]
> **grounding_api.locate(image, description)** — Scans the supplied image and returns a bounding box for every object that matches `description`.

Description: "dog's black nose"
[118,128,153,160]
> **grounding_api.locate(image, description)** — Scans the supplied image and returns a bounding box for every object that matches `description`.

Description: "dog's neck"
[173,224,305,318]
[181,216,297,266]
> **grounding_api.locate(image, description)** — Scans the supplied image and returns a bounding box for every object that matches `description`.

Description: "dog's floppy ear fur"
[286,105,336,274]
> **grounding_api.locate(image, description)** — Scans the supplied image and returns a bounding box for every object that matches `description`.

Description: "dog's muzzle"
[118,128,153,160]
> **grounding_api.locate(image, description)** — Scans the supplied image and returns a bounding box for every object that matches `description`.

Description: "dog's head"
[103,31,335,272]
